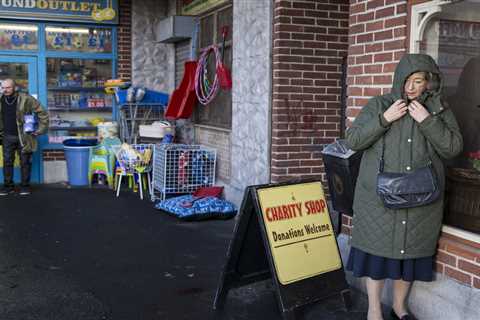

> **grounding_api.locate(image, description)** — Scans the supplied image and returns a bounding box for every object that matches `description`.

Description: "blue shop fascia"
[0,0,119,183]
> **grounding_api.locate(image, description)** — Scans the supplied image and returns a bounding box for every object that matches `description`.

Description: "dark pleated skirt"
[346,247,434,282]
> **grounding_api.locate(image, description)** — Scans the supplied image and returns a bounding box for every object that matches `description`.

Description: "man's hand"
[383,99,407,123]
[31,131,39,137]
[408,100,430,123]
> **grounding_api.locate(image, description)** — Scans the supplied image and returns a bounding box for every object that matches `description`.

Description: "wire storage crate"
[152,144,217,201]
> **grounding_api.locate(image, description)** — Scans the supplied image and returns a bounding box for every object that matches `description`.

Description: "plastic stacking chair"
[88,137,121,188]
[114,144,153,200]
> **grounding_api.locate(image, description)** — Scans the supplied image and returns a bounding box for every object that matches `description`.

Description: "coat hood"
[391,54,443,102]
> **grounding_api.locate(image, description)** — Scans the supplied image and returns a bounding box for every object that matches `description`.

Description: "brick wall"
[437,233,480,289]
[346,0,407,125]
[343,0,480,289]
[42,150,65,161]
[195,126,231,181]
[118,0,132,81]
[342,0,407,239]
[271,0,350,183]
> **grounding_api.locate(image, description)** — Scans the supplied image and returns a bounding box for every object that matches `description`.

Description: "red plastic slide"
[164,61,198,119]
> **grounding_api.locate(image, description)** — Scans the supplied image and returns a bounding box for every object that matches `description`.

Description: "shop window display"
[47,58,113,143]
[0,63,29,93]
[418,3,480,167]
[0,23,38,51]
[414,0,480,233]
[45,26,112,53]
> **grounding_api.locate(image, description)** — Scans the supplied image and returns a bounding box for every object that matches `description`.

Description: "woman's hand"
[408,100,430,123]
[383,99,407,123]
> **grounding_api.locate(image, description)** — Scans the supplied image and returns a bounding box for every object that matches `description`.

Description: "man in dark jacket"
[0,79,49,195]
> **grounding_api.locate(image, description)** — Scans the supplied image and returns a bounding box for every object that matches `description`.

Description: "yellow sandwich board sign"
[214,181,350,320]
[256,182,342,285]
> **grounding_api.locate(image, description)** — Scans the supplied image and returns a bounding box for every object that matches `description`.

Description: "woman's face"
[404,72,428,100]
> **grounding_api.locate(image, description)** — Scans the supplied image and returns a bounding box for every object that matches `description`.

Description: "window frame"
[193,3,233,130]
[409,0,480,243]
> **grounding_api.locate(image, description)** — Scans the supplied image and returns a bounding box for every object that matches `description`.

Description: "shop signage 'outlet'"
[0,0,118,23]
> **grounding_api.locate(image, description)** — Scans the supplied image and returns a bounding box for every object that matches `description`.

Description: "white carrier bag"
[139,121,175,138]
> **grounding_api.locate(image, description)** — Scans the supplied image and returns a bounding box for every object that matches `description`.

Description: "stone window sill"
[442,225,480,248]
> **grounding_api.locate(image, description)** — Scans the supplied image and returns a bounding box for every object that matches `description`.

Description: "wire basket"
[113,143,154,174]
[152,144,216,201]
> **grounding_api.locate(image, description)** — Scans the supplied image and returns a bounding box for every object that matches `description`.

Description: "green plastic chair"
[88,137,121,188]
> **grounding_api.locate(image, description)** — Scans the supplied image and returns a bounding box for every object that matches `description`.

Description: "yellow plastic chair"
[114,144,153,200]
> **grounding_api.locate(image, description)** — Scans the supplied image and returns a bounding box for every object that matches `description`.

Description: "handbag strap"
[379,136,385,173]
[379,133,433,174]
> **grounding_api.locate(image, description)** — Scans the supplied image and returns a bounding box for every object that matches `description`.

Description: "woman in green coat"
[345,54,463,320]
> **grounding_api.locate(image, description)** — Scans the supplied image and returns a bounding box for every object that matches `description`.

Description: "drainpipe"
[340,56,347,139]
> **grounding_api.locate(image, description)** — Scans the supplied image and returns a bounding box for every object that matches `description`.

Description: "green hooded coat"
[346,54,463,259]
[0,93,49,153]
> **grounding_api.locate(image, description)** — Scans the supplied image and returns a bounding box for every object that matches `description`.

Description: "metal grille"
[119,103,165,144]
[152,144,216,201]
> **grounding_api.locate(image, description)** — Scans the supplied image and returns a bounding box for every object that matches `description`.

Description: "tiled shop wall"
[271,0,350,183]
[42,0,132,163]
[132,0,174,92]
[227,0,272,205]
[343,0,480,289]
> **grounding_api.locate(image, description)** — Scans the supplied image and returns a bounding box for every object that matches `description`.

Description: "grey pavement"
[0,186,375,320]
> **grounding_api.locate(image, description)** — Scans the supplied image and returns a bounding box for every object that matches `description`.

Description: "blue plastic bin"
[142,89,169,104]
[115,88,169,105]
[63,139,97,186]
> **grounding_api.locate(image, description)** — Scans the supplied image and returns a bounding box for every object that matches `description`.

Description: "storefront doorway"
[0,55,41,183]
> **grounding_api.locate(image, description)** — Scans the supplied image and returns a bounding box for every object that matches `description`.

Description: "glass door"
[0,55,40,183]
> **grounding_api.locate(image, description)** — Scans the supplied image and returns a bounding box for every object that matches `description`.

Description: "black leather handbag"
[376,137,440,209]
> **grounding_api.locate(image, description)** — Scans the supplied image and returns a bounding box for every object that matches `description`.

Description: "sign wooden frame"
[213,182,351,320]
